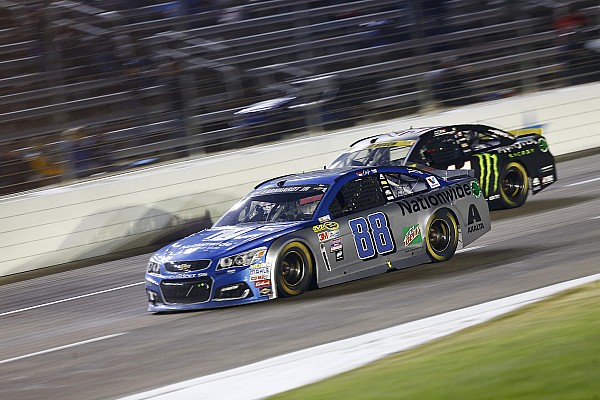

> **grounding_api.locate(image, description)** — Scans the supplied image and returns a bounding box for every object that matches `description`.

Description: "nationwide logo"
[403,224,422,247]
[396,182,472,216]
[473,153,498,198]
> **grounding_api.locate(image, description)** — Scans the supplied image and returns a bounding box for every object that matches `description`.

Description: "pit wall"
[1,83,599,277]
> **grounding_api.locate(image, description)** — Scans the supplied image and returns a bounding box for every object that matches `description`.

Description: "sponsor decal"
[496,138,538,154]
[259,287,272,295]
[259,186,312,194]
[250,262,268,269]
[433,128,448,136]
[312,221,340,233]
[473,153,499,198]
[540,165,554,173]
[357,168,377,177]
[250,267,269,275]
[330,238,343,252]
[335,250,344,261]
[403,224,422,247]
[367,140,415,149]
[318,229,340,242]
[542,175,554,185]
[396,182,472,216]
[488,194,500,201]
[426,176,440,189]
[318,215,331,223]
[170,273,206,279]
[538,138,549,152]
[250,274,270,282]
[533,177,541,189]
[467,204,485,233]
[471,180,482,198]
[254,280,271,288]
[508,148,534,158]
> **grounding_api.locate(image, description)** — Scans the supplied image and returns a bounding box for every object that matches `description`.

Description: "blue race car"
[145,165,490,312]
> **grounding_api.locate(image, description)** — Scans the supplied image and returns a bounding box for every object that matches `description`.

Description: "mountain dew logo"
[474,153,499,198]
[403,224,422,247]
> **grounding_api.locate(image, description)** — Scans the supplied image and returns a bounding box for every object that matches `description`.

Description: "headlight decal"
[217,247,267,271]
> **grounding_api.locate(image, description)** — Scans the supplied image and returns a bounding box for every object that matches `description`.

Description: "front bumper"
[145,268,272,312]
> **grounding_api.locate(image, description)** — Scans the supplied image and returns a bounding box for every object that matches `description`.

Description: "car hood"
[155,222,307,261]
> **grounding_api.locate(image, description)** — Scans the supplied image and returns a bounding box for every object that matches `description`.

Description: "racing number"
[348,212,395,260]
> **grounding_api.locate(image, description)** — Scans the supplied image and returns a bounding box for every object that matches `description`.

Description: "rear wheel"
[499,161,528,209]
[275,242,314,298]
[425,209,459,262]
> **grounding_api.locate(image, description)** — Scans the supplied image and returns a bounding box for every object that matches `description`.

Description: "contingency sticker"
[426,176,440,189]
[403,224,422,247]
[318,230,340,242]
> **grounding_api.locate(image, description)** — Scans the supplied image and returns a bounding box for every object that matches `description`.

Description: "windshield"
[214,185,328,227]
[329,141,414,168]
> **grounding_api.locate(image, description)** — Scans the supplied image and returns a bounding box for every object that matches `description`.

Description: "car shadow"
[281,246,543,303]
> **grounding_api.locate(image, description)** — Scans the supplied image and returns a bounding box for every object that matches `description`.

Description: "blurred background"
[1,0,598,196]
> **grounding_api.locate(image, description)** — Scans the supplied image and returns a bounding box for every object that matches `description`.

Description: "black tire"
[275,242,314,298]
[499,161,529,209]
[425,209,459,262]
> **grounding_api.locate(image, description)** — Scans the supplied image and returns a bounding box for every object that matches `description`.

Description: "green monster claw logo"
[538,138,549,152]
[471,180,482,198]
[474,153,499,198]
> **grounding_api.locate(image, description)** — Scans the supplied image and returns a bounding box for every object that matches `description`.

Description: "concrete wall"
[1,83,599,277]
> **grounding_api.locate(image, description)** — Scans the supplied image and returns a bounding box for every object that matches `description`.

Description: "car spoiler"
[408,163,475,181]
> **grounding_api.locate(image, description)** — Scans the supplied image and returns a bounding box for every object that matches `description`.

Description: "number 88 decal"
[348,212,395,260]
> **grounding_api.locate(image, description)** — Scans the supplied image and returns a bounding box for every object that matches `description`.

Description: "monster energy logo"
[474,153,499,197]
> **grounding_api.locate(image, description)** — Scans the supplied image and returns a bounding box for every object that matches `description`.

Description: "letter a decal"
[468,204,482,225]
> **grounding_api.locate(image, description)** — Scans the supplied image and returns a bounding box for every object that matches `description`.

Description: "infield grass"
[269,282,600,400]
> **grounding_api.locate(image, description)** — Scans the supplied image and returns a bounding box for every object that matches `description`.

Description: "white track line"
[564,177,600,187]
[120,273,600,400]
[0,333,127,365]
[0,282,144,317]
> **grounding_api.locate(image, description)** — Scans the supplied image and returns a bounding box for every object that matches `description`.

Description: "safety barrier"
[1,82,599,277]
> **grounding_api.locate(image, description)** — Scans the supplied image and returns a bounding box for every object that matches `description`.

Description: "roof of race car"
[255,165,419,189]
[348,124,515,148]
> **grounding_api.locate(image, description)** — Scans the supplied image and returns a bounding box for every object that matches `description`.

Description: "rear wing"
[409,163,475,181]
[508,126,544,136]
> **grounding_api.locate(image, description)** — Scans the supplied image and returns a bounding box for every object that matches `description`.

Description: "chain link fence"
[1,0,599,196]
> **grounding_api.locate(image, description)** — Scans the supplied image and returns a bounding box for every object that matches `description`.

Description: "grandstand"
[0,0,598,195]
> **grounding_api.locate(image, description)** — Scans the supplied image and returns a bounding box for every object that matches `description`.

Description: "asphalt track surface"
[1,153,599,400]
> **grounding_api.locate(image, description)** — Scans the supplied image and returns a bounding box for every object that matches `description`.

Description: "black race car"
[329,124,556,209]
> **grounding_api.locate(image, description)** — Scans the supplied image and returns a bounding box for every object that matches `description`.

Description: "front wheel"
[499,161,528,209]
[425,209,459,262]
[275,242,314,298]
